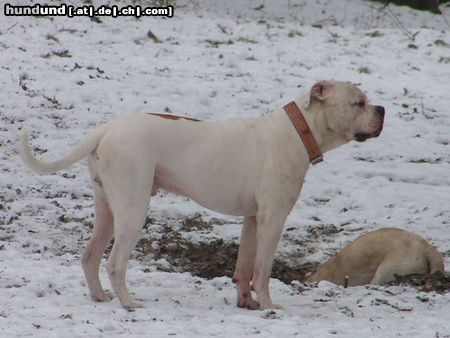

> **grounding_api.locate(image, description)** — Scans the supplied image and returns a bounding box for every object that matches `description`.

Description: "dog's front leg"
[251,209,288,310]
[232,216,259,310]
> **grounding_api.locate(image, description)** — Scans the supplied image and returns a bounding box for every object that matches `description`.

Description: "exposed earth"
[134,215,450,292]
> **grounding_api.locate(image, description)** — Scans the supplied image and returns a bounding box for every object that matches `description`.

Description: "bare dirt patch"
[386,272,450,293]
[136,232,316,284]
[135,215,317,284]
[134,216,450,293]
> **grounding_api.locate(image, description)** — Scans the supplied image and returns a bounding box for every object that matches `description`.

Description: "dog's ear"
[304,81,335,107]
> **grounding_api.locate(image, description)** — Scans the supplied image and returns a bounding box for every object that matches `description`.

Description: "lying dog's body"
[307,228,444,286]
[20,81,384,310]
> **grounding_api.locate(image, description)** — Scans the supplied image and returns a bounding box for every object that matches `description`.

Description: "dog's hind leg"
[371,256,427,284]
[102,162,155,311]
[81,180,114,302]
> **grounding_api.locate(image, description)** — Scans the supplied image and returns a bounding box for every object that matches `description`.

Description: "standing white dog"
[20,81,384,310]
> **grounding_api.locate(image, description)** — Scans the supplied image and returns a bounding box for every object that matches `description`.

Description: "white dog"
[20,81,384,310]
[307,228,444,286]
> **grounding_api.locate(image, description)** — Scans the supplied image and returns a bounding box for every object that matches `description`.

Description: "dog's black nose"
[375,105,385,118]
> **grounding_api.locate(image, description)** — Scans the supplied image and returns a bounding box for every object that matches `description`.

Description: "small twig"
[217,23,227,34]
[374,298,413,312]
[6,22,17,31]
[420,103,434,120]
[382,6,418,40]
[147,29,162,43]
[368,4,419,41]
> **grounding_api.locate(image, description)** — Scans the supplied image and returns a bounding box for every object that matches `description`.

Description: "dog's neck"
[294,98,349,154]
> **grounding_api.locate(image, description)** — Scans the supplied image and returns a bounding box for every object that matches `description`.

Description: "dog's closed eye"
[353,101,366,108]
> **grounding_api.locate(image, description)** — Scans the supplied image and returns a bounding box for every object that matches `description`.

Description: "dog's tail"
[19,125,107,174]
[425,245,445,274]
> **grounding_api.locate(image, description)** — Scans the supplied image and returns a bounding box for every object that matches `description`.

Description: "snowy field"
[1,0,450,336]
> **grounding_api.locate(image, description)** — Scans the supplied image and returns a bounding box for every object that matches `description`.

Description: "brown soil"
[136,233,316,284]
[386,272,450,293]
[134,216,450,292]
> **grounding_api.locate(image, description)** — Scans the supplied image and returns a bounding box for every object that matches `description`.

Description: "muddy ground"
[134,215,318,284]
[133,215,450,292]
[137,234,317,285]
[386,272,450,294]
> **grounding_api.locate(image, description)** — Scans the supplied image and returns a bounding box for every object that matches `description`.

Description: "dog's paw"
[92,291,114,302]
[236,290,260,310]
[237,298,260,310]
[259,302,284,310]
[123,301,145,312]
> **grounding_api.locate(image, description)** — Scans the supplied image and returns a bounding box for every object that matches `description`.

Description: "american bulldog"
[20,81,384,310]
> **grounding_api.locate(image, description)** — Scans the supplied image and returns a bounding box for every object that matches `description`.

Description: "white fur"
[20,81,384,310]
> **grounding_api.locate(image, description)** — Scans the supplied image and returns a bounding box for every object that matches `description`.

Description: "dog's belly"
[153,164,257,216]
[193,190,257,217]
[143,118,262,217]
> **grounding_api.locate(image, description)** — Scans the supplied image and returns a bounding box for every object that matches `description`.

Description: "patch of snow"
[1,1,449,336]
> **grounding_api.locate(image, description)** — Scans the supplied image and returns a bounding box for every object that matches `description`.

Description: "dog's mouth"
[354,126,383,142]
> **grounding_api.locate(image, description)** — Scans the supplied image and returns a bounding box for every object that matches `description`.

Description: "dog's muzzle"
[354,106,385,142]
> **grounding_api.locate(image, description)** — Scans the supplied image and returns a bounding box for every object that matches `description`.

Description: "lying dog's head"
[303,81,384,144]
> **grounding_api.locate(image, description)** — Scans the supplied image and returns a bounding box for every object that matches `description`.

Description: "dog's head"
[303,81,384,144]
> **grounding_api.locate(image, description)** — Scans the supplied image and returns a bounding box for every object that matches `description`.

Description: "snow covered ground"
[1,0,449,336]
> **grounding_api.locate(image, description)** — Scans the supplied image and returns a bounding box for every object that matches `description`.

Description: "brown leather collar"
[283,101,323,165]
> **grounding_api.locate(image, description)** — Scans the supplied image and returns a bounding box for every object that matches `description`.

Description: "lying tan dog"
[20,81,384,310]
[307,228,444,286]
